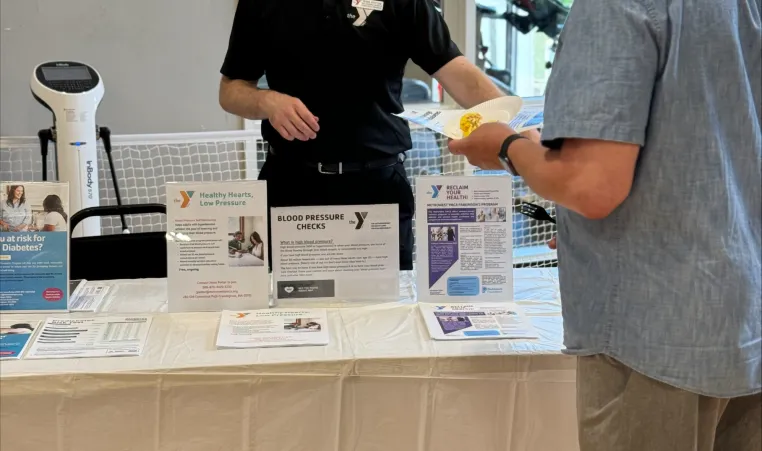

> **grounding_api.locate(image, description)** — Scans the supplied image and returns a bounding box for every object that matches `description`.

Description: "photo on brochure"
[430,225,458,242]
[0,183,68,233]
[436,314,472,334]
[1,322,36,336]
[227,215,266,267]
[0,321,39,359]
[284,317,323,332]
[476,207,507,223]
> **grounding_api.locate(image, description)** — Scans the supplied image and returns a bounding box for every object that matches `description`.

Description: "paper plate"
[442,96,524,139]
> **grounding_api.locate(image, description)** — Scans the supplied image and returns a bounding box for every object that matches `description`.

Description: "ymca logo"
[351,0,377,26]
[431,185,443,198]
[179,190,194,208]
[354,211,368,229]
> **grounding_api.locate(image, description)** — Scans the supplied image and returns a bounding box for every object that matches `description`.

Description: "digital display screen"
[41,66,92,81]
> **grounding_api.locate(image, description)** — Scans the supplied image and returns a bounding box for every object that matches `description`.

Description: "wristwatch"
[498,134,527,176]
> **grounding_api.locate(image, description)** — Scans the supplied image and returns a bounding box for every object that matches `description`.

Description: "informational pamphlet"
[419,303,537,340]
[507,96,544,131]
[26,316,153,359]
[216,309,329,348]
[70,279,85,295]
[415,176,513,302]
[395,96,544,138]
[68,280,111,312]
[0,182,70,312]
[0,319,39,359]
[271,204,399,301]
[166,181,269,312]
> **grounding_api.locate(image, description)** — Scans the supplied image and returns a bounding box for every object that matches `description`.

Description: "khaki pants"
[577,355,761,451]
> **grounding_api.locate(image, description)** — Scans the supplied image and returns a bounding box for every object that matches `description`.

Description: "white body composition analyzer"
[31,61,104,237]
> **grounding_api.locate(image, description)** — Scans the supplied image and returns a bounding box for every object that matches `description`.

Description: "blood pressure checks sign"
[271,204,399,302]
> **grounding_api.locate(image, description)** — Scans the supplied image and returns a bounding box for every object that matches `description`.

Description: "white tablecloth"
[0,269,578,451]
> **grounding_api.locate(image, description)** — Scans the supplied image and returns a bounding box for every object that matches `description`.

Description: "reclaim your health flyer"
[415,176,513,303]
[0,182,70,312]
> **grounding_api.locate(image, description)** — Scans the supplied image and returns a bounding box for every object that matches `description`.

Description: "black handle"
[70,204,166,234]
[38,129,53,182]
[99,126,129,231]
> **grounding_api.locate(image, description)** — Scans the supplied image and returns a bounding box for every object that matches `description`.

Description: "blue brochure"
[0,182,69,312]
[0,321,38,359]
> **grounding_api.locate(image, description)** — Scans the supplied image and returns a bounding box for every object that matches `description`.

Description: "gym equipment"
[31,61,128,236]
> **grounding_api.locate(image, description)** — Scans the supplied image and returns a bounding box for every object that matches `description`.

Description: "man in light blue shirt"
[448,0,761,449]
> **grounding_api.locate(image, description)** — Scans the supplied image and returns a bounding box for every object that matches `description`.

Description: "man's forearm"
[508,140,627,219]
[507,140,575,207]
[434,56,504,108]
[219,77,277,120]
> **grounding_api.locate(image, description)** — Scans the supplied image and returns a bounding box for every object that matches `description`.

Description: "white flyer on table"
[416,176,513,302]
[26,316,152,359]
[420,303,537,340]
[395,96,544,139]
[68,280,111,312]
[271,204,399,301]
[167,181,269,312]
[216,309,329,348]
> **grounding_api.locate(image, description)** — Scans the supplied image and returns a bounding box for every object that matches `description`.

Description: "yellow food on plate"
[459,112,483,137]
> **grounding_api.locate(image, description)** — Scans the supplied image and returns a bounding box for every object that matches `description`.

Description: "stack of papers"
[216,309,329,348]
[26,316,153,359]
[419,303,537,341]
[68,280,111,312]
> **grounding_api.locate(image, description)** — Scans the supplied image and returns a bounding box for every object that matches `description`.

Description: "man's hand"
[448,122,516,170]
[548,236,557,249]
[262,92,320,142]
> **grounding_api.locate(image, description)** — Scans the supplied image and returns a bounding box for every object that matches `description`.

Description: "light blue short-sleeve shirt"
[1,200,31,230]
[542,0,761,397]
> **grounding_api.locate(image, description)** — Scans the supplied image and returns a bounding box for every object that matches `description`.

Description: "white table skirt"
[0,268,578,451]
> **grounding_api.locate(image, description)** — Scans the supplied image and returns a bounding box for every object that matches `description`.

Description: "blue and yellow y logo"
[431,185,443,198]
[180,190,194,208]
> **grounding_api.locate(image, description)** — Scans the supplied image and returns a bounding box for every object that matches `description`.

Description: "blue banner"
[0,231,68,311]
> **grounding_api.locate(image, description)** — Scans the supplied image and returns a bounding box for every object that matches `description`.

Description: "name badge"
[352,0,384,11]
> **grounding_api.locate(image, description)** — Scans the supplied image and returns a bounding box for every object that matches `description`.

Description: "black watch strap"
[499,134,527,176]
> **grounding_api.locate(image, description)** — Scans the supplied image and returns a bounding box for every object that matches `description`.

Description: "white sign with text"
[167,181,269,312]
[271,204,399,302]
[415,176,513,303]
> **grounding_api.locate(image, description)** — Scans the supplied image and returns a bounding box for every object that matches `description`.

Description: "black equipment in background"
[505,0,569,40]
[478,0,570,71]
[70,204,167,281]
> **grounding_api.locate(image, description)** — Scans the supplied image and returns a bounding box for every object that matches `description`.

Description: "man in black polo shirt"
[219,0,503,270]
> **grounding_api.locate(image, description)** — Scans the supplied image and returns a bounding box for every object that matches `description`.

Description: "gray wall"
[0,0,241,136]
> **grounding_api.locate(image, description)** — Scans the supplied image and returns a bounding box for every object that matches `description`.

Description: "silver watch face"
[498,155,516,176]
